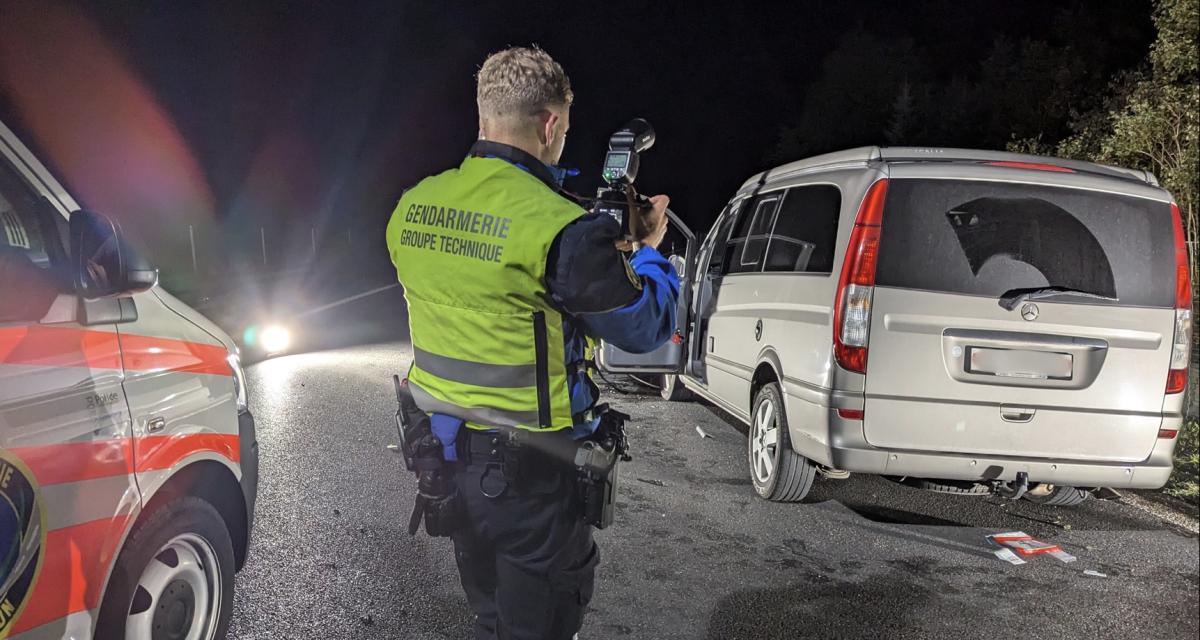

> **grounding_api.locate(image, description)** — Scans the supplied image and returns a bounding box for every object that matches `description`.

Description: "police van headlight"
[227,352,250,413]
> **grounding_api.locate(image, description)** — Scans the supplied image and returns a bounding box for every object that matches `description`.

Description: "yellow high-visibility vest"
[386,155,582,431]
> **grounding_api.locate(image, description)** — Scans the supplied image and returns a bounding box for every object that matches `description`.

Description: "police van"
[1,118,257,639]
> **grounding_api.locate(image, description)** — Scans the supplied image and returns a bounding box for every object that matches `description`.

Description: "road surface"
[226,290,1199,640]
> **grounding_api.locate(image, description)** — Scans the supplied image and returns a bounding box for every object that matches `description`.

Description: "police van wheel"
[660,374,694,402]
[96,496,235,640]
[748,383,816,502]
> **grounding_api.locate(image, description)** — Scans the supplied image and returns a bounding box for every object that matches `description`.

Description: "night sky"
[0,0,1156,277]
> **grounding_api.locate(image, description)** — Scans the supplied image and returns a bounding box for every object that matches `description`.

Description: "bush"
[1166,419,1199,501]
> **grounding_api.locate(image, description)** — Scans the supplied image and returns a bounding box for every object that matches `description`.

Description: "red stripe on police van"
[0,325,123,370]
[8,439,135,486]
[8,515,132,635]
[8,433,238,487]
[117,332,232,376]
[0,325,231,376]
[136,433,241,470]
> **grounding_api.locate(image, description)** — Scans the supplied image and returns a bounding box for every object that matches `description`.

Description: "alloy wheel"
[750,398,779,484]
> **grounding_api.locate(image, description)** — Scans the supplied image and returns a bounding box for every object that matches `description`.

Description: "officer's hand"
[614,194,670,252]
[640,194,670,250]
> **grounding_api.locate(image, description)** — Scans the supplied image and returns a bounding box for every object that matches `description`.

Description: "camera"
[593,118,656,240]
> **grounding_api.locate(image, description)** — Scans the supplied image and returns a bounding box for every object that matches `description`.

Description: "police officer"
[385,46,679,639]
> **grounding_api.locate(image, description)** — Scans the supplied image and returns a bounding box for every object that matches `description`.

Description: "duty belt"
[458,428,581,472]
[458,431,507,464]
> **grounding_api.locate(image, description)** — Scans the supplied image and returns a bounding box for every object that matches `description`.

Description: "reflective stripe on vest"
[387,155,582,432]
[408,381,540,429]
[412,346,536,388]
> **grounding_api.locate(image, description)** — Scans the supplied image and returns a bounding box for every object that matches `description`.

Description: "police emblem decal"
[0,452,45,639]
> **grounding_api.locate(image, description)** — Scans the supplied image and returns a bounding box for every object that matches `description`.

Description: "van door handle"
[1000,406,1036,423]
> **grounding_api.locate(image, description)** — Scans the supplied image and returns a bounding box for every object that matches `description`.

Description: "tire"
[660,373,694,402]
[96,496,235,640]
[909,478,993,495]
[748,383,816,502]
[1024,485,1091,506]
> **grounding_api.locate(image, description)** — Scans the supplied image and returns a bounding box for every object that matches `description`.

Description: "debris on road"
[637,477,667,487]
[386,443,400,452]
[993,547,1026,565]
[987,531,1077,563]
[360,614,374,626]
[695,425,711,439]
[1083,570,1108,578]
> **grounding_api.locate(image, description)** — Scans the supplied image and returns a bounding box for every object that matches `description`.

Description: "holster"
[409,465,463,537]
[394,376,464,537]
[574,405,631,529]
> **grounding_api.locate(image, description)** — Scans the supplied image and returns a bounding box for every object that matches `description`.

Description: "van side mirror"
[69,210,158,299]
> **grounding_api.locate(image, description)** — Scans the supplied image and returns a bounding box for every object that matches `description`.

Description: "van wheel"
[661,374,694,401]
[1023,485,1091,506]
[748,383,816,502]
[96,497,235,640]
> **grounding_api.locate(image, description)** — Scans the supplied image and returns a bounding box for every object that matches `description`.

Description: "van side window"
[703,202,736,276]
[0,164,54,270]
[0,161,64,323]
[723,193,780,275]
[763,185,841,273]
[738,196,780,270]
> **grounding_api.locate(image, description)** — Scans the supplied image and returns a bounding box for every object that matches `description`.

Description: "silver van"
[601,146,1192,505]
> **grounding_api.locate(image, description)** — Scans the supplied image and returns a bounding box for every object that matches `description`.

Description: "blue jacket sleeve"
[545,214,681,354]
[584,247,680,353]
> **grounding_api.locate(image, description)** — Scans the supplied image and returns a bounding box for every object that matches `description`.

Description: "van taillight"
[834,179,889,374]
[1167,202,1192,394]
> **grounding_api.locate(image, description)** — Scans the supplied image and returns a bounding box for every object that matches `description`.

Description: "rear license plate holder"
[966,347,1073,381]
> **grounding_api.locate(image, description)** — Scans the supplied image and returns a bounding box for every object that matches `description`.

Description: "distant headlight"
[260,325,292,354]
[227,353,249,412]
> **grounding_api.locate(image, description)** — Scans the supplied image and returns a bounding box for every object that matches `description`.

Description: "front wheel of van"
[97,496,235,640]
[748,383,816,502]
[1023,485,1092,507]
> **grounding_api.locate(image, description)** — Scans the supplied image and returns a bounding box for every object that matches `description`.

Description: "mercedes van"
[601,147,1192,505]
[1,118,257,639]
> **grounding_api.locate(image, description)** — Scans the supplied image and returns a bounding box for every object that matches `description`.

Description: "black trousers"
[451,458,599,640]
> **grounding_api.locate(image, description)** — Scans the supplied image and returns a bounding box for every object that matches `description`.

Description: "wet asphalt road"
[226,292,1199,640]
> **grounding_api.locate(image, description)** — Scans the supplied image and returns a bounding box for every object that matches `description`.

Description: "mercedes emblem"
[1020,303,1039,321]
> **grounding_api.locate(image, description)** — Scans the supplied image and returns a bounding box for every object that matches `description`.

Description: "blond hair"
[476,46,573,127]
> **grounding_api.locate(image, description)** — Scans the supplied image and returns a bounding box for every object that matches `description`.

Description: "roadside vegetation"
[1167,419,1199,501]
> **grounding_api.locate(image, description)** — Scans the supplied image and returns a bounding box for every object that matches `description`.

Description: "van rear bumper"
[826,412,1177,489]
